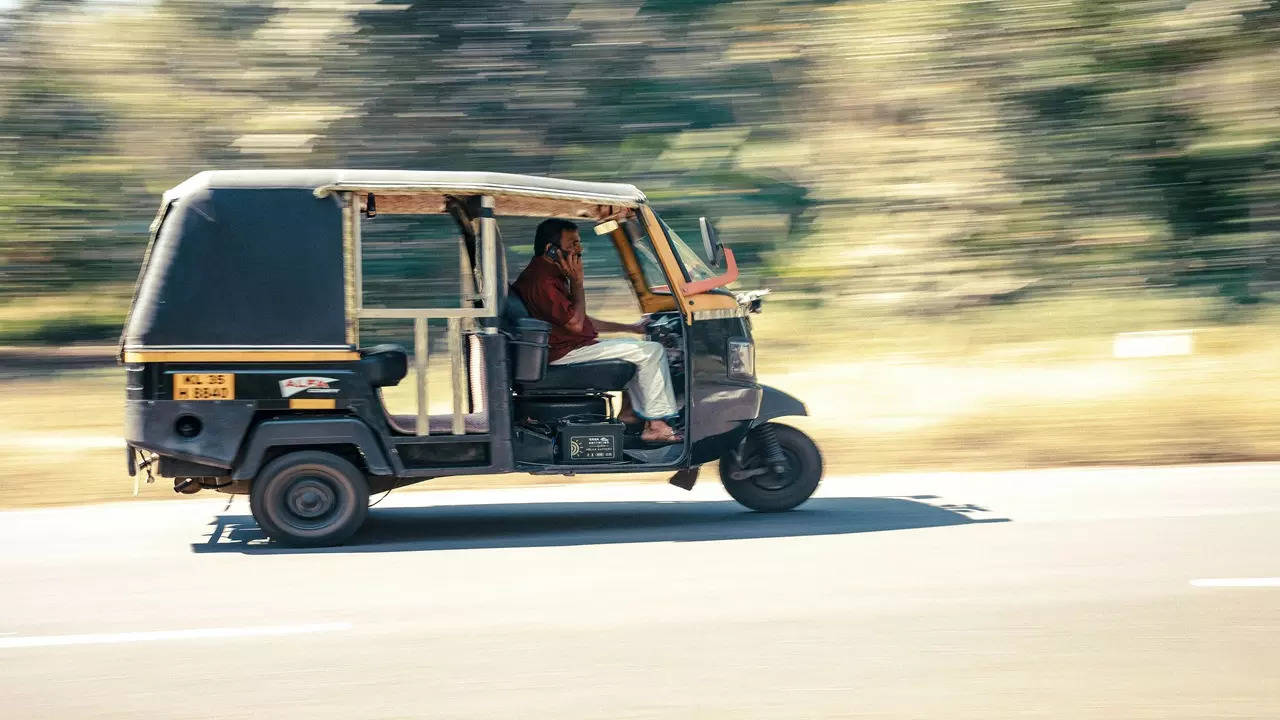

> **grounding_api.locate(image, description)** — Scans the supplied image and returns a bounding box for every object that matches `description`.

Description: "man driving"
[512,218,682,444]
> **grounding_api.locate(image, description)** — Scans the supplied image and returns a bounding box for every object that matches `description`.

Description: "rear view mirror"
[699,217,724,267]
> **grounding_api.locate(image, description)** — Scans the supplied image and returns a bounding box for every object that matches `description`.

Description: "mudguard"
[752,385,807,427]
[231,418,394,481]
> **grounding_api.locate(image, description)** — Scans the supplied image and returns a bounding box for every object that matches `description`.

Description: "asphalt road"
[2,463,1278,719]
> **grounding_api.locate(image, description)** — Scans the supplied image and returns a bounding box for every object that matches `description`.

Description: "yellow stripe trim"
[289,398,337,410]
[124,350,360,363]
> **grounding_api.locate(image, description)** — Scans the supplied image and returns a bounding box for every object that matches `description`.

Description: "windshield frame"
[621,217,674,294]
[655,217,718,285]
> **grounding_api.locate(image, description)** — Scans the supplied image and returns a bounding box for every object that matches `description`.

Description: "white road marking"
[1190,578,1280,588]
[0,623,352,650]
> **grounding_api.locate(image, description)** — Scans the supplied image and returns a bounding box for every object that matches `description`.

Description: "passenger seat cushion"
[359,344,408,387]
[386,412,489,435]
[517,359,636,392]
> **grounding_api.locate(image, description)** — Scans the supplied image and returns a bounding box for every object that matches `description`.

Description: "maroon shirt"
[512,256,597,361]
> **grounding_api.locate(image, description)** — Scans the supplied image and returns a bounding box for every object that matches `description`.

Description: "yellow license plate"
[173,373,235,400]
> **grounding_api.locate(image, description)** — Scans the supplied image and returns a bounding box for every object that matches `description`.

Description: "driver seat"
[503,288,636,394]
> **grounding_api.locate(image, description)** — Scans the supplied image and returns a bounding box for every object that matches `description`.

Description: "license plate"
[173,373,235,400]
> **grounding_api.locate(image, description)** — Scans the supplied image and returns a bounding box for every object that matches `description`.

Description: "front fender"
[752,385,807,427]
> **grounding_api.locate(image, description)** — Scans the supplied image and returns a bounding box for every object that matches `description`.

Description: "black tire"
[249,451,369,547]
[719,423,823,512]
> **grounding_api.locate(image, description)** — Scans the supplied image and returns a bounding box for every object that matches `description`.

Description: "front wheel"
[719,423,822,512]
[250,450,369,547]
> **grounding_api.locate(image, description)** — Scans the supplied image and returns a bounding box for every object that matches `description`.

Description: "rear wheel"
[250,451,369,547]
[720,423,822,512]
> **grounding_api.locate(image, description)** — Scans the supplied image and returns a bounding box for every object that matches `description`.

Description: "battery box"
[557,420,624,463]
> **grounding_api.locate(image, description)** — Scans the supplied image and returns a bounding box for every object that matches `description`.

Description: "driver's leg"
[621,342,677,421]
[551,339,677,420]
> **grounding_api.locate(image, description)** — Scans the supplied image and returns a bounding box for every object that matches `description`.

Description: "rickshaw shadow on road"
[191,496,1009,555]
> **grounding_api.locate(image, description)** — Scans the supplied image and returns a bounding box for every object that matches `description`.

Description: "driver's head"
[534,219,580,257]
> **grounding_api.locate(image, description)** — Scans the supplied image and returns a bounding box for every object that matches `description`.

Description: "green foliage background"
[2,0,1279,339]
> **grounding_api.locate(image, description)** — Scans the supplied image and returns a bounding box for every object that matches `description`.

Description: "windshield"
[625,214,721,294]
[657,218,718,283]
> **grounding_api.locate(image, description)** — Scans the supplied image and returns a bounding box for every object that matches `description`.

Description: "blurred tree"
[0,1,128,291]
[0,0,1278,337]
[314,0,815,283]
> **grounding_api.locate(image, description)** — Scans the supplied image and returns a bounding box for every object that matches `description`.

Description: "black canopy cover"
[122,169,647,351]
[123,176,348,350]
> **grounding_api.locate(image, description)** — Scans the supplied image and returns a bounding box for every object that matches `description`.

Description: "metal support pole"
[480,195,498,313]
[458,234,477,306]
[448,317,465,435]
[341,195,358,346]
[414,317,429,436]
[501,239,509,291]
[353,194,363,314]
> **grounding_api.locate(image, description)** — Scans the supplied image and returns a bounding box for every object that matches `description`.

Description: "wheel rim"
[287,477,337,519]
[271,470,347,533]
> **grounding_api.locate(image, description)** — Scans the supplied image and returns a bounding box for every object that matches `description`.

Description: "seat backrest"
[468,334,486,411]
[500,287,555,385]
[358,344,408,387]
[501,285,531,331]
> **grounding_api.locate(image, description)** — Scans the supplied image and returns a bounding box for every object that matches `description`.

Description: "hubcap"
[286,477,336,519]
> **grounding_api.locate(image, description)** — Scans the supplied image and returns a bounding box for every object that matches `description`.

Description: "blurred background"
[3,0,1280,506]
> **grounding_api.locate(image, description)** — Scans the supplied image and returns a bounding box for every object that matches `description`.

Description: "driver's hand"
[630,316,652,334]
[558,252,585,283]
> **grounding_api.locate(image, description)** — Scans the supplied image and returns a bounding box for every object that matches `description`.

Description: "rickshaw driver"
[513,219,683,444]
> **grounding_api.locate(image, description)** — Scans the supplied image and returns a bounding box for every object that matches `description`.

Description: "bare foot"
[640,419,682,444]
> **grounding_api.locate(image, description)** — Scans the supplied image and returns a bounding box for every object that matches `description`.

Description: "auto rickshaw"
[121,170,822,546]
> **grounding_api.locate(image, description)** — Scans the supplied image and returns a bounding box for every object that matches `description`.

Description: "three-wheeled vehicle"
[122,170,822,546]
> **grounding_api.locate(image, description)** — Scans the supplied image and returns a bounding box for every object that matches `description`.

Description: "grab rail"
[347,193,499,436]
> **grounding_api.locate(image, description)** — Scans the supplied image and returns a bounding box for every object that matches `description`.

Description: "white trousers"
[551,339,678,419]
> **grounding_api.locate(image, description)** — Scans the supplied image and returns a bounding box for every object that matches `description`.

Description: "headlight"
[727,338,755,381]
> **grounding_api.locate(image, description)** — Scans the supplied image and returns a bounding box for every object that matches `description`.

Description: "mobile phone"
[546,245,561,261]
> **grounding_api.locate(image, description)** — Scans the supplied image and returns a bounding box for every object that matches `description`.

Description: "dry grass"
[0,368,131,507]
[0,291,131,344]
[4,294,1280,507]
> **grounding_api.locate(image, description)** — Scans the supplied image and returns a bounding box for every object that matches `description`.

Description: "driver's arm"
[590,317,645,334]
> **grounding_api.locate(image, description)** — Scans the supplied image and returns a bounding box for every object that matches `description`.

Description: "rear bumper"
[125,400,257,469]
